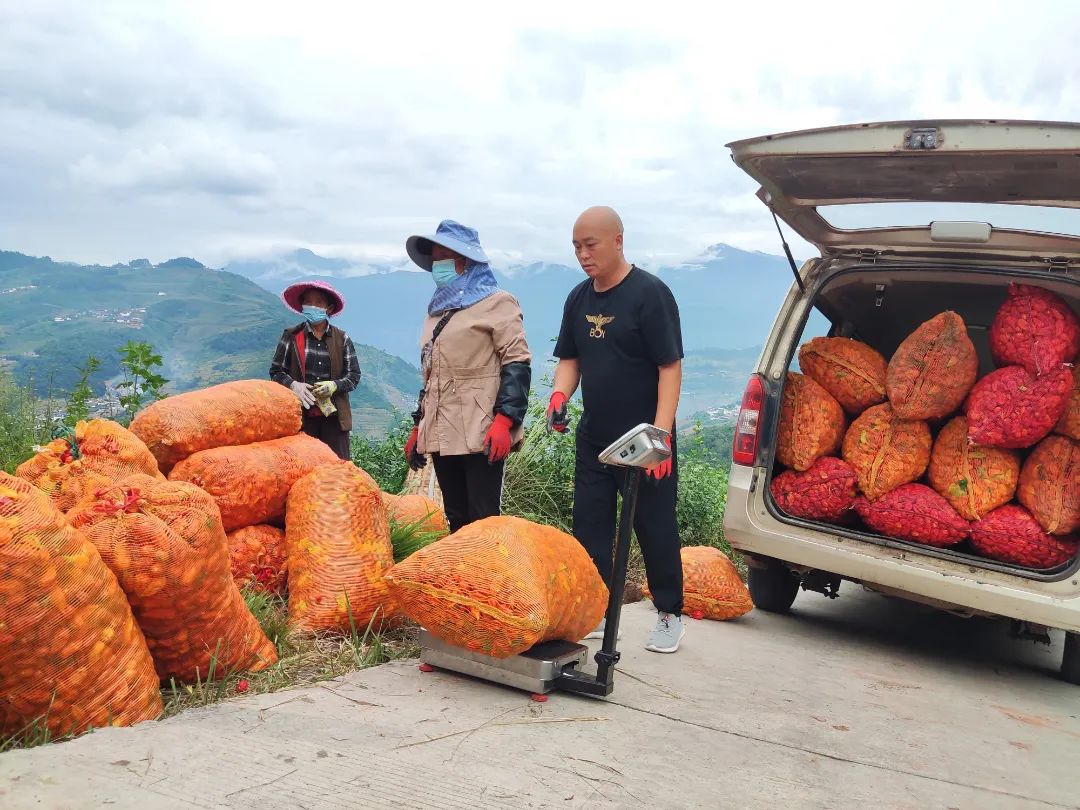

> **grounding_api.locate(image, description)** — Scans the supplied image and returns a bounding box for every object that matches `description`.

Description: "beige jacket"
[417,290,531,456]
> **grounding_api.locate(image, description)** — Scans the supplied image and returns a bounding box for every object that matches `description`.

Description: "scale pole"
[596,467,641,687]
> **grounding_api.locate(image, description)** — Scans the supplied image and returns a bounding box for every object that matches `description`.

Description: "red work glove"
[545,392,570,433]
[482,413,514,463]
[404,426,426,471]
[645,435,673,480]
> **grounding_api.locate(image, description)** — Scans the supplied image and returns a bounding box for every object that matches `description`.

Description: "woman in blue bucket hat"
[403,220,532,532]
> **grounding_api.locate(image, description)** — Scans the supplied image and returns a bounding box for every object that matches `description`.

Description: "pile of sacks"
[772,284,1080,570]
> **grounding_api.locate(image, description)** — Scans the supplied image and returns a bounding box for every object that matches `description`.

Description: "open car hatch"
[727,120,1080,262]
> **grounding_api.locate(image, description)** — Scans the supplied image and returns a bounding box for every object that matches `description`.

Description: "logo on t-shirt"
[586,314,615,339]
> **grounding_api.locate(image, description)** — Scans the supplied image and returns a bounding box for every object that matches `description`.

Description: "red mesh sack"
[286,462,396,632]
[169,433,340,531]
[16,419,162,512]
[854,484,969,547]
[965,365,1072,449]
[798,337,888,414]
[771,457,858,521]
[886,312,978,420]
[842,403,932,500]
[989,284,1080,376]
[0,474,162,737]
[385,516,608,658]
[1017,435,1080,535]
[130,379,302,474]
[227,525,287,595]
[68,474,278,683]
[1054,364,1080,441]
[971,505,1078,568]
[776,372,845,471]
[644,546,752,621]
[382,492,450,535]
[927,416,1020,521]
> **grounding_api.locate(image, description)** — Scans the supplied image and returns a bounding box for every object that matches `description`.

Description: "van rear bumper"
[723,464,1080,633]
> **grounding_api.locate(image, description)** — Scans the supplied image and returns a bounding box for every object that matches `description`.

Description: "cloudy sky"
[3,1,1080,270]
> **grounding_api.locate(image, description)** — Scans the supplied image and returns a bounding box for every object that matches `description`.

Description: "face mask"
[302,305,329,324]
[431,259,459,288]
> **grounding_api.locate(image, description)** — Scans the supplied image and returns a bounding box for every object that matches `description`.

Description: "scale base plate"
[418,629,589,694]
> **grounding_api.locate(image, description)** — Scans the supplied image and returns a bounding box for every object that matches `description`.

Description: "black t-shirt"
[553,266,683,446]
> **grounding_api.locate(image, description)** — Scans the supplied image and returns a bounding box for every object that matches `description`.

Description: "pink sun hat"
[281,279,346,316]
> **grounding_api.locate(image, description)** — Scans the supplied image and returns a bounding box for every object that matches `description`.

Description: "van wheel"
[1063,632,1080,685]
[748,559,801,614]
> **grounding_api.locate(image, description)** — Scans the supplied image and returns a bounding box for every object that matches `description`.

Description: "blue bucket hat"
[406,219,489,271]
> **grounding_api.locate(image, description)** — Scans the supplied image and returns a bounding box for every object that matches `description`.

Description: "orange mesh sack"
[1017,435,1080,535]
[228,525,287,595]
[16,419,162,512]
[1054,364,1080,441]
[385,516,608,658]
[382,492,449,535]
[68,474,278,682]
[0,473,162,737]
[286,462,397,632]
[886,312,978,420]
[644,546,752,621]
[798,337,888,414]
[130,379,302,474]
[776,372,845,471]
[927,416,1020,521]
[842,403,932,500]
[169,433,340,531]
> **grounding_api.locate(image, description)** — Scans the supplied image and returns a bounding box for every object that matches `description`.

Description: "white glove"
[290,381,315,408]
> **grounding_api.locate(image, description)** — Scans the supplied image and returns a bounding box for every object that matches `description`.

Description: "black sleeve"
[269,330,295,387]
[642,282,684,366]
[553,287,580,359]
[494,361,531,425]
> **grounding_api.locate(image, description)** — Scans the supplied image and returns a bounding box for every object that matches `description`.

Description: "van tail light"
[732,374,766,467]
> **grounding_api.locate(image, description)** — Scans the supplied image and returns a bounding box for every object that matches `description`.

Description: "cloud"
[2,0,1079,268]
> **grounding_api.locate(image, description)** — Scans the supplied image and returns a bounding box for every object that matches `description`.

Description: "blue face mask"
[431,259,459,288]
[302,305,329,324]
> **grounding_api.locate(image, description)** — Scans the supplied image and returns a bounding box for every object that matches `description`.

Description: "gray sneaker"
[645,613,685,653]
[583,618,622,641]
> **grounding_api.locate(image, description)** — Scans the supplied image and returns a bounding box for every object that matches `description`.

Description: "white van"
[722,120,1080,683]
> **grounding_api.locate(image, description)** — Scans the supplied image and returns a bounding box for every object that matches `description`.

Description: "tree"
[64,355,101,427]
[115,341,168,424]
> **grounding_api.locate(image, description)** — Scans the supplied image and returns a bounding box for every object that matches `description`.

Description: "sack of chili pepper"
[970,504,1079,569]
[965,364,1073,449]
[927,416,1020,521]
[16,419,163,512]
[798,337,888,415]
[168,433,340,531]
[886,311,978,420]
[776,372,846,471]
[644,546,752,621]
[989,283,1080,376]
[1017,435,1080,536]
[68,474,278,683]
[381,492,449,535]
[1054,364,1080,441]
[854,484,970,548]
[771,456,859,522]
[227,525,288,595]
[385,515,608,659]
[130,379,302,474]
[842,403,932,501]
[0,473,162,738]
[286,462,397,632]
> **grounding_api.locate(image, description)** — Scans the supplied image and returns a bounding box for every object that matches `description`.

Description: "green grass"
[389,515,446,563]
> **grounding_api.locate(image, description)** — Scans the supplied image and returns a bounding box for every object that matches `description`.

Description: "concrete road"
[2,587,1079,810]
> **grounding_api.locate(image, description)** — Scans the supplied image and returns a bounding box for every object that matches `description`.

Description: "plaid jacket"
[269,323,361,392]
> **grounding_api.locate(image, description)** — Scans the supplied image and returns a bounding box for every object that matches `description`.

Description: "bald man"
[548,206,686,654]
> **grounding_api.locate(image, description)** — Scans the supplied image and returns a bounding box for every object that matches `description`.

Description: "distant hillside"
[0,251,420,435]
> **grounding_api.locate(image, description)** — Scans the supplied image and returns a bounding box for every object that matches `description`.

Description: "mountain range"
[0,242,802,435]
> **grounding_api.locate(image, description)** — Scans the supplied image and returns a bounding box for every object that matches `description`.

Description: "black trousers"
[432,453,505,533]
[302,413,351,460]
[573,431,684,615]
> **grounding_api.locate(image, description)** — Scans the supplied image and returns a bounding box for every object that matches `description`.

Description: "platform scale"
[419,423,671,698]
